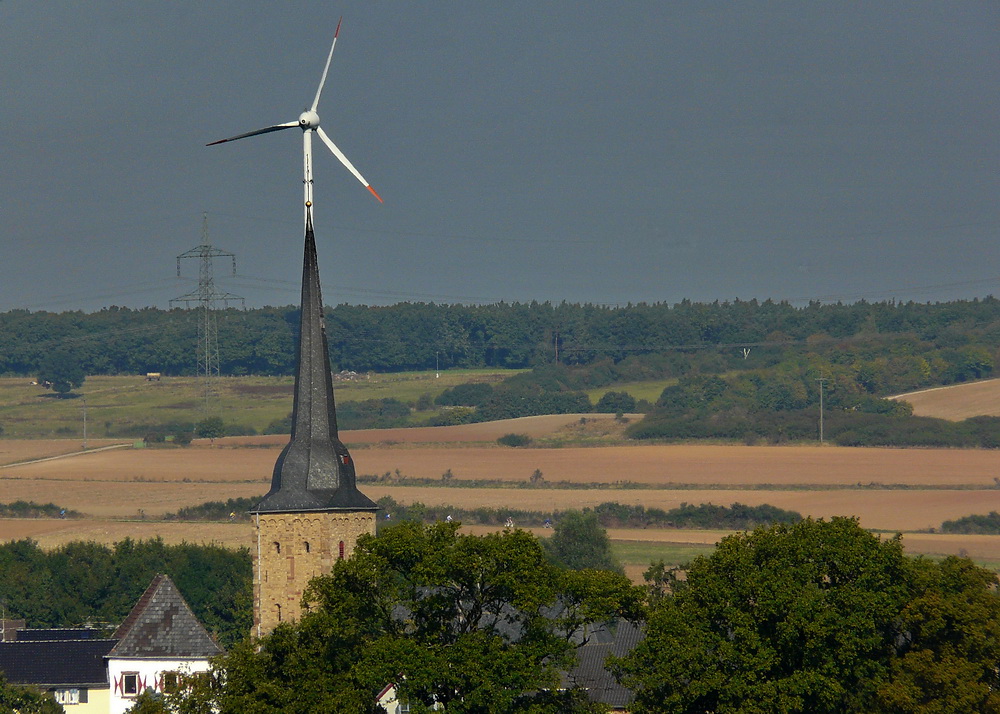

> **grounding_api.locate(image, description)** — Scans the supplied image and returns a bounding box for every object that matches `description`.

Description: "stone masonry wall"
[253,511,376,636]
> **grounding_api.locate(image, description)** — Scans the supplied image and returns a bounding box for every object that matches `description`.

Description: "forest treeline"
[9,298,1000,447]
[4,297,1000,377]
[0,538,251,648]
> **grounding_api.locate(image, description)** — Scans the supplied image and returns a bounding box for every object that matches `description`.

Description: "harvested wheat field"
[0,518,251,549]
[0,439,127,465]
[892,379,1000,420]
[8,441,999,489]
[367,486,1000,532]
[5,435,1000,567]
[219,413,638,447]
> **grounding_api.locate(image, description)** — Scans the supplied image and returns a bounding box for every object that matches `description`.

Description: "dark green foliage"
[612,518,1000,713]
[336,398,411,429]
[10,299,1000,444]
[37,346,86,395]
[434,382,494,407]
[941,511,1000,534]
[595,390,637,413]
[190,522,640,713]
[477,385,592,421]
[0,501,80,518]
[262,412,293,435]
[2,297,1000,380]
[373,495,800,531]
[543,510,622,573]
[496,432,532,447]
[195,417,225,442]
[424,406,477,426]
[163,498,259,522]
[592,501,801,530]
[0,538,251,648]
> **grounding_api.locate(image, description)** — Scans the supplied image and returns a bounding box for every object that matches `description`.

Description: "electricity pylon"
[171,214,244,409]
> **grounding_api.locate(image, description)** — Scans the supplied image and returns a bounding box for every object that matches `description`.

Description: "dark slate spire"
[252,214,377,513]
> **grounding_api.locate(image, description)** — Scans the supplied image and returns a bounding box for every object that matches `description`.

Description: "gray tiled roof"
[252,215,377,515]
[108,574,223,659]
[563,620,644,709]
[0,639,115,687]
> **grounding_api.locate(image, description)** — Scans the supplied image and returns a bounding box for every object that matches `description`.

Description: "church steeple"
[251,214,377,514]
[251,214,379,636]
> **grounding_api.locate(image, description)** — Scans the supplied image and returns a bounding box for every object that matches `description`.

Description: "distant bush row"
[375,496,801,530]
[941,511,1000,535]
[630,408,1000,449]
[0,501,80,519]
[162,497,259,522]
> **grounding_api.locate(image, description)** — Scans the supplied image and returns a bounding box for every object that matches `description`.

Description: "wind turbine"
[208,18,382,228]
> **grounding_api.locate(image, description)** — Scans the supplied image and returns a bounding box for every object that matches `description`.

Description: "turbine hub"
[298,110,320,129]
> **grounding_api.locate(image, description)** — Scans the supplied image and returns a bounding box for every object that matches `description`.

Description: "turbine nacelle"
[298,110,320,129]
[207,18,382,205]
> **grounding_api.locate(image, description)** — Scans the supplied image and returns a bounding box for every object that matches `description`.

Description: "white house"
[0,574,222,714]
[106,574,223,714]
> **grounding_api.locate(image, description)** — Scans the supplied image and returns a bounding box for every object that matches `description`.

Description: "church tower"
[251,215,377,637]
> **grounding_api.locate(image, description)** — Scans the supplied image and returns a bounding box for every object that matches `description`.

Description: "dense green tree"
[611,518,1000,714]
[192,521,640,713]
[594,390,637,413]
[37,347,85,395]
[195,417,225,443]
[544,510,622,573]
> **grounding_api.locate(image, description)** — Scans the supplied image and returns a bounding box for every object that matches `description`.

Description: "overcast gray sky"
[2,2,998,312]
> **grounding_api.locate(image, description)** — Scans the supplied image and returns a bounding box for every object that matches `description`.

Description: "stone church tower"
[251,215,377,637]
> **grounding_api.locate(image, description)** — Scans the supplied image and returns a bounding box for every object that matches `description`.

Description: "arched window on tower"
[276,604,282,622]
[273,541,281,554]
[304,541,311,553]
[339,541,345,560]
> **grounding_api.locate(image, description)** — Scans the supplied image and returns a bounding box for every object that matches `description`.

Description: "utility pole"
[172,214,244,409]
[816,377,826,444]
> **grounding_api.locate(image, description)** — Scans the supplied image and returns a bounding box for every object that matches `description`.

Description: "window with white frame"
[53,688,80,705]
[123,672,139,696]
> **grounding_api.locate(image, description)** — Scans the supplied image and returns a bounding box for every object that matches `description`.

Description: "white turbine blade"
[207,121,298,146]
[311,17,342,112]
[316,126,383,203]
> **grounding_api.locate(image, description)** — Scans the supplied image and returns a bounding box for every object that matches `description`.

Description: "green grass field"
[0,369,517,439]
[586,378,677,405]
[611,539,718,569]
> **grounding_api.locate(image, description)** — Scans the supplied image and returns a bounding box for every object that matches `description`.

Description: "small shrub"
[497,433,532,448]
